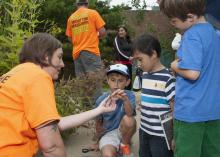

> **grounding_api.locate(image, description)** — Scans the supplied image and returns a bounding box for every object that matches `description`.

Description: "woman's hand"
[97,96,116,113]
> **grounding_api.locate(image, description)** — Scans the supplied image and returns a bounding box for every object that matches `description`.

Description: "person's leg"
[99,129,120,157]
[80,50,102,75]
[75,51,104,105]
[174,119,205,157]
[79,51,103,104]
[139,129,152,157]
[201,120,220,157]
[101,145,117,157]
[149,135,173,157]
[119,115,136,145]
[74,53,86,77]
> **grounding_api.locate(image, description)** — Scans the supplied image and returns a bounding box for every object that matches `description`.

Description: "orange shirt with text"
[0,63,60,157]
[66,8,105,60]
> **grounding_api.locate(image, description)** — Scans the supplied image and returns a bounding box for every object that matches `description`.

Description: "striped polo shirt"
[140,69,175,137]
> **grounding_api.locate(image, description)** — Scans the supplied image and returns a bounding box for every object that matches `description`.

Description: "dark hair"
[117,25,131,42]
[160,0,206,21]
[77,0,88,6]
[19,33,62,66]
[132,33,161,57]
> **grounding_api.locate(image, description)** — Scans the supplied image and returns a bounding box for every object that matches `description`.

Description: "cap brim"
[107,70,129,77]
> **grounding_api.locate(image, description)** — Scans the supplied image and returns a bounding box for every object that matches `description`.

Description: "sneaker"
[119,143,131,155]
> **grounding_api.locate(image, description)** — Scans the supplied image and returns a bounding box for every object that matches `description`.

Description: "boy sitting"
[95,64,136,157]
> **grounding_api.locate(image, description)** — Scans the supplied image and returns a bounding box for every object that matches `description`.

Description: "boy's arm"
[171,59,200,80]
[122,96,134,117]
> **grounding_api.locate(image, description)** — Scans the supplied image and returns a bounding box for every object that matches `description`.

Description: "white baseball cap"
[107,64,129,77]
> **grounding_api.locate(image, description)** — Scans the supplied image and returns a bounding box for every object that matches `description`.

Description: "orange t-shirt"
[66,8,105,60]
[0,63,60,157]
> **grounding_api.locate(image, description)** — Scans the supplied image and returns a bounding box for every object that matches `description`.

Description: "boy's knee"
[102,153,117,157]
[101,148,117,157]
[121,115,136,129]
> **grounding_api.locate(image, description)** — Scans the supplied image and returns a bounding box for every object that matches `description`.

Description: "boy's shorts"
[99,128,122,150]
[174,119,220,157]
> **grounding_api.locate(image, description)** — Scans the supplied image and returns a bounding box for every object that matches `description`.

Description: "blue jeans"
[139,129,173,157]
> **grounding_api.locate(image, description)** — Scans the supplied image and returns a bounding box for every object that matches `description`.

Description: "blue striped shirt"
[140,69,175,137]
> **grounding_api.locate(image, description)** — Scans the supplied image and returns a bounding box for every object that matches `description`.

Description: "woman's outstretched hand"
[98,96,116,113]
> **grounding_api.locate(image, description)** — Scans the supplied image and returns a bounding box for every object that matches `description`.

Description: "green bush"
[55,69,106,138]
[145,22,175,68]
[0,0,44,75]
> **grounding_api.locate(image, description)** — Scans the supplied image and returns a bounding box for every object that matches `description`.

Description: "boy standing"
[133,33,175,157]
[95,64,136,157]
[160,0,220,157]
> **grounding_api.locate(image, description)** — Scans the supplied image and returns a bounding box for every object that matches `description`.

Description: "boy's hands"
[171,59,200,80]
[110,89,129,102]
[110,89,134,116]
[170,59,180,76]
[171,59,179,71]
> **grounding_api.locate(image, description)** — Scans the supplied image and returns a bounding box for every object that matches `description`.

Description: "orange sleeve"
[93,10,105,30]
[66,17,72,38]
[23,75,60,128]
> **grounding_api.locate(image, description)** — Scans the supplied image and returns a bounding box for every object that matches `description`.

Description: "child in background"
[160,0,220,157]
[133,33,175,157]
[113,25,133,90]
[95,64,136,157]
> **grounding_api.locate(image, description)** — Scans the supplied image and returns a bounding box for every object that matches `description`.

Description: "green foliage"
[136,10,146,24]
[91,1,128,65]
[55,71,106,138]
[94,1,128,30]
[0,0,44,75]
[132,0,147,24]
[160,50,174,68]
[55,78,85,138]
[39,0,74,29]
[131,0,145,9]
[145,21,175,68]
[146,22,157,33]
[37,0,128,65]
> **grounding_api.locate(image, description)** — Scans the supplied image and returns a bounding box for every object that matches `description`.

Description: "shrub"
[55,69,106,138]
[0,0,44,75]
